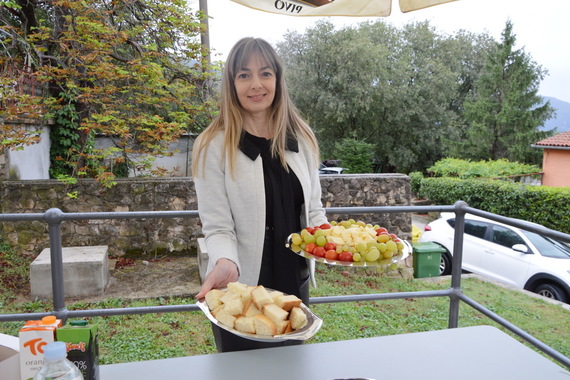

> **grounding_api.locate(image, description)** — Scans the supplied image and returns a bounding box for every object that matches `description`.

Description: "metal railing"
[1,201,569,369]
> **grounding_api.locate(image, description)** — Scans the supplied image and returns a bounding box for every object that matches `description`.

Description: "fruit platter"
[197,282,322,342]
[286,220,410,268]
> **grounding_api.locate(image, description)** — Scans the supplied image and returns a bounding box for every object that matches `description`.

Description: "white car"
[418,212,570,303]
[319,163,346,175]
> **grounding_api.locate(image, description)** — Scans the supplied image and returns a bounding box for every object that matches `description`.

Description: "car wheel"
[439,252,452,276]
[535,283,568,303]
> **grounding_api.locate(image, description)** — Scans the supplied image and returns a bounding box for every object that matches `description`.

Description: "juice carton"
[19,315,62,380]
[56,320,99,380]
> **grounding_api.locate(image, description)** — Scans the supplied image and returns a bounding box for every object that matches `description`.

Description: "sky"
[192,0,570,104]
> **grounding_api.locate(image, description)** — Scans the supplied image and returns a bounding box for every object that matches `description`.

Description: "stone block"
[30,246,109,298]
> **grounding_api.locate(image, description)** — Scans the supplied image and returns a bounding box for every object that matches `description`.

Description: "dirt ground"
[16,256,203,304]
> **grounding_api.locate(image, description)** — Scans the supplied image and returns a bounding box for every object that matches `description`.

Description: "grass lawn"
[1,264,568,366]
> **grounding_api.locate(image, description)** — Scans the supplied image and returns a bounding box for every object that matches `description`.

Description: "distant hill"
[541,96,570,133]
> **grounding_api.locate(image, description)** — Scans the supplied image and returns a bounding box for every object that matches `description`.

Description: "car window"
[490,225,525,249]
[447,218,488,239]
[521,230,570,259]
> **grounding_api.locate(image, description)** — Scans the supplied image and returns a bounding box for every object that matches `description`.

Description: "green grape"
[353,252,362,262]
[386,241,397,252]
[377,243,387,253]
[355,242,367,253]
[314,229,325,238]
[290,244,301,253]
[316,235,327,247]
[365,249,380,262]
[291,233,302,245]
[304,234,316,244]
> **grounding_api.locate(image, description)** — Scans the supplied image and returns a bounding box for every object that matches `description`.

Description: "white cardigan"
[194,131,327,286]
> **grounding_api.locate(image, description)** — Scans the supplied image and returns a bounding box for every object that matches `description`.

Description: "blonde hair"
[192,37,319,178]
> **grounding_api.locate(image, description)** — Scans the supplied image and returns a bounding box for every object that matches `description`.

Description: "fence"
[0,201,569,369]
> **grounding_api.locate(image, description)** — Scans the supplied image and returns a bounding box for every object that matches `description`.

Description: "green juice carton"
[56,320,99,380]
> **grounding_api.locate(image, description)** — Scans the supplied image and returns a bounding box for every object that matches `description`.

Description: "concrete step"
[30,246,109,299]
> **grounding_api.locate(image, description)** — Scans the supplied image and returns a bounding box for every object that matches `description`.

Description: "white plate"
[197,289,323,343]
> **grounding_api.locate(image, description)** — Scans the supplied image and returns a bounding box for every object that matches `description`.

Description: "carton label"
[56,323,99,380]
[19,328,57,380]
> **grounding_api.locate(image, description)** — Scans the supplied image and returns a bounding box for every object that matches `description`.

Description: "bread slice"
[251,285,274,309]
[275,294,302,312]
[243,299,262,317]
[210,304,225,319]
[240,286,255,303]
[263,303,289,325]
[289,307,307,330]
[223,297,244,316]
[219,289,240,305]
[216,310,237,329]
[253,314,277,336]
[205,289,224,309]
[234,316,256,334]
[269,290,284,302]
[275,320,292,335]
[227,281,248,295]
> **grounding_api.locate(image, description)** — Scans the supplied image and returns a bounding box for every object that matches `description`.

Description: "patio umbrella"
[229,0,458,17]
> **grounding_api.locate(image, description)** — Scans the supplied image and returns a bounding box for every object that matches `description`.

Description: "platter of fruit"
[197,282,322,342]
[286,220,410,267]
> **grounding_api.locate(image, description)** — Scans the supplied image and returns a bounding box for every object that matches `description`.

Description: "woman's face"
[234,53,276,117]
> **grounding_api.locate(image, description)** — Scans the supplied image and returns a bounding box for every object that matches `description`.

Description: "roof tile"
[534,131,570,147]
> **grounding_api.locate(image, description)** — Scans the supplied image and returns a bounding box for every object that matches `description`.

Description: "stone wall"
[0,174,411,259]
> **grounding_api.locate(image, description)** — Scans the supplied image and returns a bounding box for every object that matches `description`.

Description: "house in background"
[532,131,570,187]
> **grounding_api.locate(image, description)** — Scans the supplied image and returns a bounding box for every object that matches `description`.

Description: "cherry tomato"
[313,246,326,257]
[324,242,337,251]
[375,227,388,236]
[338,251,354,262]
[390,233,399,240]
[319,223,332,230]
[325,250,338,260]
[305,243,316,253]
[305,227,315,235]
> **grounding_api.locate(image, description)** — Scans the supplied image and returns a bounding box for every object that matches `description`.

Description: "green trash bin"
[412,242,445,278]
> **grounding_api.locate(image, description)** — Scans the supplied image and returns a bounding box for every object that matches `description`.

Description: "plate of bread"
[197,282,322,342]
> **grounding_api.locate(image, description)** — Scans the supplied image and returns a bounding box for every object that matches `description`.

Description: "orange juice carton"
[56,320,99,380]
[18,315,62,380]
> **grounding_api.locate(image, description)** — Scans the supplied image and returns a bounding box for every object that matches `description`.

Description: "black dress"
[211,132,310,352]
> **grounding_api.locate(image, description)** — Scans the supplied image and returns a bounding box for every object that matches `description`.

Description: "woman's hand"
[196,258,239,301]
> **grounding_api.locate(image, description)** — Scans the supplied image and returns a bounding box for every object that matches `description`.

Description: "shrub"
[420,177,570,233]
[427,158,541,179]
[334,138,374,174]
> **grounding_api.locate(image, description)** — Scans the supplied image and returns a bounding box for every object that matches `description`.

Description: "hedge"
[418,177,570,234]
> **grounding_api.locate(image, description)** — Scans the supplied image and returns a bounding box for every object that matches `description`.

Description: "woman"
[192,37,327,352]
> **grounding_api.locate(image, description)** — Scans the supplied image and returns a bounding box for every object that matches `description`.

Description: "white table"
[100,325,569,380]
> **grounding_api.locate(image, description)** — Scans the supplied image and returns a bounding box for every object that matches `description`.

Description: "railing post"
[44,208,68,320]
[448,201,468,328]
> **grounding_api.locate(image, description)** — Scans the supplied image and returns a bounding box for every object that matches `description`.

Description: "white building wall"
[7,126,51,180]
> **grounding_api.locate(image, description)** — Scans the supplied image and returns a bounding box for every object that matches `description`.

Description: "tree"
[277,20,493,173]
[460,20,554,165]
[1,0,218,185]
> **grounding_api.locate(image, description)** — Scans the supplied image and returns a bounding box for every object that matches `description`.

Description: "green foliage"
[460,21,554,165]
[427,158,541,179]
[1,0,218,186]
[333,137,374,173]
[408,171,423,195]
[419,177,570,233]
[0,237,32,301]
[278,20,496,173]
